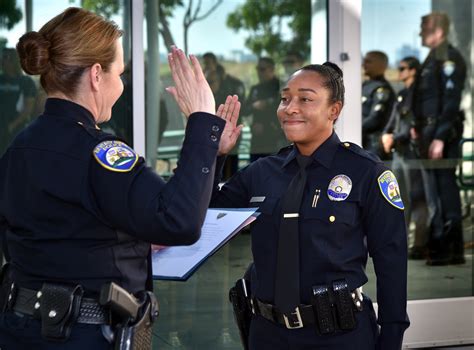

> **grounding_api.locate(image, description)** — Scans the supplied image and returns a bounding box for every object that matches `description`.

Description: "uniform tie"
[274,154,312,314]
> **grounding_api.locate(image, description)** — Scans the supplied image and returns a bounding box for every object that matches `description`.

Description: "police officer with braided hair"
[203,61,410,349]
[0,8,229,349]
[362,51,396,160]
[412,12,467,266]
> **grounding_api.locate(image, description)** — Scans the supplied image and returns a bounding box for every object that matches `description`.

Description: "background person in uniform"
[381,57,429,259]
[203,52,245,178]
[209,63,409,349]
[0,48,37,156]
[362,51,395,160]
[412,12,467,266]
[243,57,286,162]
[0,8,228,349]
[281,51,305,80]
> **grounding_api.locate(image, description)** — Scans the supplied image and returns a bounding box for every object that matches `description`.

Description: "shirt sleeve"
[363,163,410,350]
[86,112,225,245]
[434,54,466,141]
[210,160,253,209]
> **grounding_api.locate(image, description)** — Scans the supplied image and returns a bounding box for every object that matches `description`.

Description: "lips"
[282,119,305,126]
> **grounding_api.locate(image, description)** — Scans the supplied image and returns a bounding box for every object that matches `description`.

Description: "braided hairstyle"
[298,62,345,106]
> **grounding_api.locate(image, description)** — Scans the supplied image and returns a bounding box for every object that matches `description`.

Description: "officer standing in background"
[362,51,395,160]
[203,52,245,178]
[381,57,429,259]
[0,7,228,349]
[243,57,286,162]
[210,63,409,349]
[412,12,467,265]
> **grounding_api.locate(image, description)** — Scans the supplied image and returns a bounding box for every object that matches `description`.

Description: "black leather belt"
[255,298,315,329]
[11,286,109,325]
[253,286,363,330]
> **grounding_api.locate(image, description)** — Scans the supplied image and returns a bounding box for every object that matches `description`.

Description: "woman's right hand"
[166,46,215,117]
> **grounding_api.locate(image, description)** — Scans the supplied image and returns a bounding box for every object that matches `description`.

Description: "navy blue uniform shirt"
[413,41,466,143]
[0,98,225,295]
[212,132,409,348]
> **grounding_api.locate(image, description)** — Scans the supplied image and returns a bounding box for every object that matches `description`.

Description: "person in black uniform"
[203,52,246,179]
[0,8,228,349]
[0,48,37,156]
[243,57,286,162]
[362,51,395,160]
[210,63,409,349]
[412,12,467,265]
[381,57,429,259]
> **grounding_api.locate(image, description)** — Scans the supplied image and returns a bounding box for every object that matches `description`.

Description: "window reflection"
[361,0,472,300]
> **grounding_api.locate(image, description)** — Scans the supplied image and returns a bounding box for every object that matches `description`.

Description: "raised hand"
[166,46,215,117]
[216,95,243,155]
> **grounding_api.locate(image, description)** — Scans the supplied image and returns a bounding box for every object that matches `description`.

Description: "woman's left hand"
[216,95,243,156]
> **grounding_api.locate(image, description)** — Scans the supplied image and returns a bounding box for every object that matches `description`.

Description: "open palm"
[216,95,243,156]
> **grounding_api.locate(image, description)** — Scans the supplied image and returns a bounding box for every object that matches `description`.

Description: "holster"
[229,278,252,350]
[0,263,14,312]
[112,291,159,350]
[38,283,84,342]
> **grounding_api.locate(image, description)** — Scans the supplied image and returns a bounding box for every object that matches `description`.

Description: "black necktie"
[274,154,312,314]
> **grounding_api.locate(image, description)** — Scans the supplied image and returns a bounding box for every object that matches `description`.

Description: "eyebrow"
[281,87,317,93]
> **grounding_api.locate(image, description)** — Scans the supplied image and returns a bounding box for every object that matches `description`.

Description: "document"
[152,208,258,281]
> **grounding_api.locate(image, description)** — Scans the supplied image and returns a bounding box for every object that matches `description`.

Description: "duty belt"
[6,284,109,324]
[253,286,363,330]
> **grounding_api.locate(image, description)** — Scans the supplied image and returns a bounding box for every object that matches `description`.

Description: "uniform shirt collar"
[43,98,97,128]
[282,132,341,169]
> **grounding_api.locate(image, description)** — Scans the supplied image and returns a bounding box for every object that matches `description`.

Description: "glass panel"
[0,0,133,155]
[145,1,316,348]
[361,0,473,300]
[148,0,312,179]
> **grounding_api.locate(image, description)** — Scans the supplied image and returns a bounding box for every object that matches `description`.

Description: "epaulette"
[339,141,380,163]
[76,121,104,140]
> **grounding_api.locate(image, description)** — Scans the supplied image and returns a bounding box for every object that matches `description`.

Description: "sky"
[1,0,432,65]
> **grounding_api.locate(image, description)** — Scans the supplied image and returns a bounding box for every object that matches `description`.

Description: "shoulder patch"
[93,140,138,172]
[375,87,390,102]
[339,142,380,163]
[377,170,404,210]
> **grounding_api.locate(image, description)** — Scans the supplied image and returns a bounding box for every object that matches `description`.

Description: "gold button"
[343,142,350,147]
[329,215,336,222]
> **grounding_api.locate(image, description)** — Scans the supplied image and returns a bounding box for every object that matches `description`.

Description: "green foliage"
[82,0,120,19]
[0,0,22,30]
[227,0,311,59]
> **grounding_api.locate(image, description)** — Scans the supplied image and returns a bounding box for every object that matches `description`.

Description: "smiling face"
[277,69,342,155]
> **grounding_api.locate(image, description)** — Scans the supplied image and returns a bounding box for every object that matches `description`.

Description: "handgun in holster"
[100,282,159,350]
[229,277,252,350]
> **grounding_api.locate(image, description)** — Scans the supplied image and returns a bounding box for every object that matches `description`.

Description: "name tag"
[250,196,266,203]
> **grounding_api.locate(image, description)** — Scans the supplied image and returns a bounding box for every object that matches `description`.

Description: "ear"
[89,63,103,92]
[328,101,342,122]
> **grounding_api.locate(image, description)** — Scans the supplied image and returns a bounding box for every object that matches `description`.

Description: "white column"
[131,0,146,156]
[328,0,362,145]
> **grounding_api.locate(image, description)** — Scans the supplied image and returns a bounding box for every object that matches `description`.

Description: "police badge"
[327,175,352,201]
[377,170,404,210]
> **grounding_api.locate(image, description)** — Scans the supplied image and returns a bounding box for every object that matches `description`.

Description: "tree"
[0,0,22,30]
[182,0,222,53]
[227,0,311,59]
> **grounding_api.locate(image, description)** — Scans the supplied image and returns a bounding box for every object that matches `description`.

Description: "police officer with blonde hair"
[0,7,229,349]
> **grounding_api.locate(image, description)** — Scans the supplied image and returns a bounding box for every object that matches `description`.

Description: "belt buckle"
[283,307,304,329]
